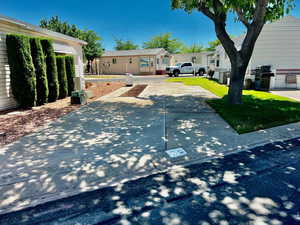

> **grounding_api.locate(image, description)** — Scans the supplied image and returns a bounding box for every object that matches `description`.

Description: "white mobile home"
[0,14,86,111]
[213,16,300,89]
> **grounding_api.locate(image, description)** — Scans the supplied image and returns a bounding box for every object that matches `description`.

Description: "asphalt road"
[1,138,300,225]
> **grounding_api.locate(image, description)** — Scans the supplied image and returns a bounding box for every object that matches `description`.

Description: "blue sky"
[2,0,300,50]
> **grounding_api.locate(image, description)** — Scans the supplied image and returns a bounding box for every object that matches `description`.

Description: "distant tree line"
[40,16,103,73]
[113,33,222,53]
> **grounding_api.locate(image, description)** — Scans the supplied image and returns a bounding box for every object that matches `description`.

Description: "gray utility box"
[71,90,87,105]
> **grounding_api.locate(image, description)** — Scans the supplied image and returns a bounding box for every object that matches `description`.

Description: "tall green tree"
[114,39,139,50]
[181,43,205,53]
[41,39,59,102]
[40,16,103,73]
[172,0,295,104]
[143,33,184,54]
[30,38,48,105]
[6,34,37,108]
[80,30,103,73]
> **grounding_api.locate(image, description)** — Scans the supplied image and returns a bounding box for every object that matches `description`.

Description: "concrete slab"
[2,81,300,216]
[271,90,300,102]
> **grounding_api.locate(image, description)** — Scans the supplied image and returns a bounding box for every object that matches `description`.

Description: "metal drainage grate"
[165,148,187,158]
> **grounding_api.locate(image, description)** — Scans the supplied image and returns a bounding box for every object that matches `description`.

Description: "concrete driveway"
[272,89,300,102]
[2,81,300,215]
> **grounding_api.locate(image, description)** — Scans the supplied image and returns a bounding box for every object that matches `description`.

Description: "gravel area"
[0,82,124,146]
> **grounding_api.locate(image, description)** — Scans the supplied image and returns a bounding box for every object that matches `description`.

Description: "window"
[182,63,192,67]
[112,58,117,64]
[157,58,160,65]
[129,58,132,64]
[216,60,220,67]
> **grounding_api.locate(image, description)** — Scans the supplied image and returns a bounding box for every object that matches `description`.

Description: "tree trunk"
[228,60,248,104]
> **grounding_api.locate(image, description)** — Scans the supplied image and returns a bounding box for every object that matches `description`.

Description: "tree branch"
[236,8,250,28]
[241,0,269,60]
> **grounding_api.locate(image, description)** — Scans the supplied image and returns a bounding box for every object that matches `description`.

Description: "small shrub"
[56,56,68,99]
[41,39,59,102]
[6,34,37,108]
[65,55,76,95]
[30,38,48,105]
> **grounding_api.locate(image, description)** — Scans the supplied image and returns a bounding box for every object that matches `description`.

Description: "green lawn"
[168,77,300,134]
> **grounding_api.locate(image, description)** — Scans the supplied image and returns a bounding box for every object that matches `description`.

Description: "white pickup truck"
[166,62,208,77]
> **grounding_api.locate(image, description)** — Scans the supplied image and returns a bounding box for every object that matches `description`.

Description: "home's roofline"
[0,14,87,45]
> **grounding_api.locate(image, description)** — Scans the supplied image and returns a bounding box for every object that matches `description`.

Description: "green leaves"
[143,33,184,54]
[171,0,295,23]
[114,39,139,50]
[40,16,103,61]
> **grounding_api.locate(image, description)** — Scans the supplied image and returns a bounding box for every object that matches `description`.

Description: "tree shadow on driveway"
[0,94,296,217]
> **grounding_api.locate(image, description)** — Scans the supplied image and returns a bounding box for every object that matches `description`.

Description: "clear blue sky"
[2,0,300,50]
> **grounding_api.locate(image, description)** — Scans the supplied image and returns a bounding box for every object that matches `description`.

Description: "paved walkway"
[272,89,300,102]
[1,81,300,215]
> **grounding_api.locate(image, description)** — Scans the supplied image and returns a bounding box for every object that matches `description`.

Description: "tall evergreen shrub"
[56,56,68,99]
[41,39,59,102]
[6,34,36,108]
[65,56,76,95]
[30,38,48,105]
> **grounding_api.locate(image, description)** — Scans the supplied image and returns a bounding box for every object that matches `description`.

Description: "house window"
[216,60,220,67]
[157,58,160,65]
[129,58,132,64]
[112,58,117,64]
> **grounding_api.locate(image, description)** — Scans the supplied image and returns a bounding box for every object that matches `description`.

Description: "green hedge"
[41,39,59,102]
[30,38,48,105]
[6,34,37,108]
[65,56,76,96]
[56,56,68,99]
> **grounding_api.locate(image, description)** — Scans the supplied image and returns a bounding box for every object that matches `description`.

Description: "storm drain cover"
[165,148,187,158]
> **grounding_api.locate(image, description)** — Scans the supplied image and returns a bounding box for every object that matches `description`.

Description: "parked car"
[166,62,208,77]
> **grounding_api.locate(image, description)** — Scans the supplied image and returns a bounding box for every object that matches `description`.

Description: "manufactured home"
[213,16,300,89]
[0,14,86,111]
[95,48,170,75]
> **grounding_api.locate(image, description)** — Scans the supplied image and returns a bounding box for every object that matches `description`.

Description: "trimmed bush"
[30,38,48,105]
[41,39,59,102]
[6,34,36,108]
[56,56,68,99]
[65,56,76,95]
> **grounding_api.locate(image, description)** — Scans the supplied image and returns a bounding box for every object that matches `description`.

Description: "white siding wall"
[0,21,85,110]
[0,33,16,110]
[252,17,300,69]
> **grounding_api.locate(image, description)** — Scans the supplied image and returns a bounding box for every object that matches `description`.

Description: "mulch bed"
[120,85,148,97]
[0,82,124,146]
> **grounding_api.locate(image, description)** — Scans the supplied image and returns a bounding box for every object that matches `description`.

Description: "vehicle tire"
[168,74,173,77]
[173,70,179,77]
[198,69,204,76]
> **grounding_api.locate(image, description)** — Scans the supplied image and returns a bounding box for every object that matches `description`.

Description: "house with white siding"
[0,14,86,111]
[213,16,300,89]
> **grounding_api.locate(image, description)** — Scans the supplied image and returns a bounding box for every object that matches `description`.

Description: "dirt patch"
[0,82,124,146]
[86,82,124,100]
[120,85,148,97]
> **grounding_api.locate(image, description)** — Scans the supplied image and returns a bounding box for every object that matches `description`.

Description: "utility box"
[71,90,87,105]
